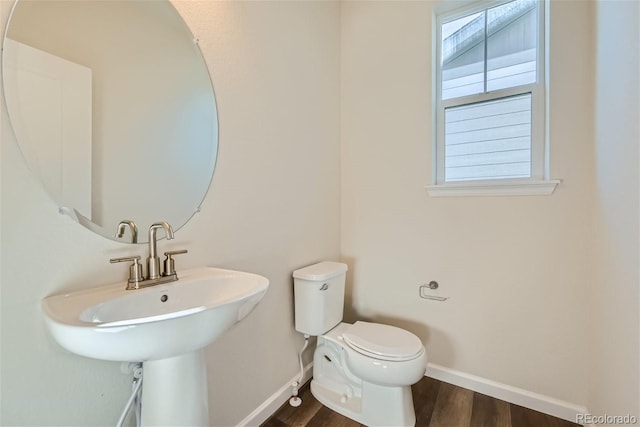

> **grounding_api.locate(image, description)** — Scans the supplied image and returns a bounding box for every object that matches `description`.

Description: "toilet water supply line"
[289,334,310,407]
[117,362,143,427]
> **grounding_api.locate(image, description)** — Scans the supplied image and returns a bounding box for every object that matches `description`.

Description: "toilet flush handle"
[320,283,328,291]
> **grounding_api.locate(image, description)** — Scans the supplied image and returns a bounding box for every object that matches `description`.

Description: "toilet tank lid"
[293,261,348,281]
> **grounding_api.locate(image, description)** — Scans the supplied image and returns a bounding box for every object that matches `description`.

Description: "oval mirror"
[2,0,218,243]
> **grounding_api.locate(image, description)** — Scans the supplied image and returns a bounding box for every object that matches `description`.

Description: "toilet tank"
[293,261,348,336]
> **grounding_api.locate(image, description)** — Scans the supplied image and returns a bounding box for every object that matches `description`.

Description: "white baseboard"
[237,363,314,427]
[426,363,588,425]
[237,361,589,426]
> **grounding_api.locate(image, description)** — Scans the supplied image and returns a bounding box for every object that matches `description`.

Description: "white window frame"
[427,0,559,197]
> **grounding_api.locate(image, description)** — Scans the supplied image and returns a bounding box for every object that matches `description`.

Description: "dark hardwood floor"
[261,377,580,427]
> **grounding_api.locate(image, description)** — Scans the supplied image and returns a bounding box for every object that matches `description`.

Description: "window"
[430,0,558,196]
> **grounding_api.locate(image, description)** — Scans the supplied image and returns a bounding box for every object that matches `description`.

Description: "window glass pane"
[444,93,532,182]
[441,12,485,100]
[487,0,538,91]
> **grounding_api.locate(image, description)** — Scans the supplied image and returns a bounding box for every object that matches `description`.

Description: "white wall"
[340,0,594,407]
[0,1,340,426]
[2,0,638,425]
[590,0,639,420]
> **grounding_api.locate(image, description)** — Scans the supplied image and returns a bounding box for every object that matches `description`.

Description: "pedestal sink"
[42,266,269,426]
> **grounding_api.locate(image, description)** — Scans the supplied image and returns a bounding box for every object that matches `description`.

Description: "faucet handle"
[110,256,144,289]
[163,250,188,277]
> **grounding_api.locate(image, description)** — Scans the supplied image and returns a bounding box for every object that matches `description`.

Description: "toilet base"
[309,322,423,427]
[311,378,416,427]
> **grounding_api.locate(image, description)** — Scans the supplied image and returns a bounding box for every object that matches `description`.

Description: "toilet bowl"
[293,262,427,427]
[312,322,427,426]
[340,321,427,386]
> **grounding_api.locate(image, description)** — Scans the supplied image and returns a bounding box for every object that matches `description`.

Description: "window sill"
[425,179,561,197]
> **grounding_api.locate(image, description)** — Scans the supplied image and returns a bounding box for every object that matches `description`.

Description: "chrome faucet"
[147,221,174,280]
[110,221,188,290]
[115,220,138,243]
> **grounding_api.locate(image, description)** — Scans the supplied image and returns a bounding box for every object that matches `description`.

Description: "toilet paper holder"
[419,281,448,301]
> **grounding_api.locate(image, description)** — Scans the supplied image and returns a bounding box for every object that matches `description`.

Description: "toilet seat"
[342,321,424,361]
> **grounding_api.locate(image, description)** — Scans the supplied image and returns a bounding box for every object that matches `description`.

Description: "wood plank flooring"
[261,376,580,427]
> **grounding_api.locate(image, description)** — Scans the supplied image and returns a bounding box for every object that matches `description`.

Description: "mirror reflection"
[2,0,218,243]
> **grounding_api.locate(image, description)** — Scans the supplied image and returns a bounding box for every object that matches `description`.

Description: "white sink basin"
[42,267,269,361]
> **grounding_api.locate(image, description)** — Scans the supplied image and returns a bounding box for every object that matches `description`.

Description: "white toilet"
[293,261,427,427]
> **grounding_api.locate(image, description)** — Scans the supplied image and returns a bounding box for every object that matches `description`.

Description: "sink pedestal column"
[141,350,209,426]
